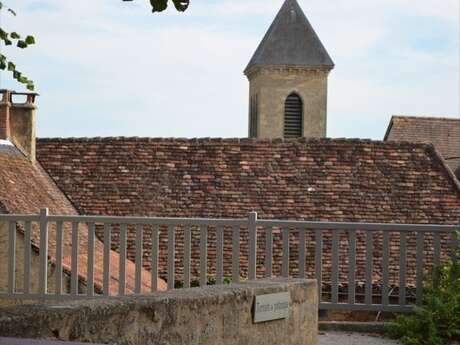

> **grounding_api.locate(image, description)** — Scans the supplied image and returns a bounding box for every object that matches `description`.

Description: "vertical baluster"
[168,225,175,290]
[119,224,127,296]
[216,226,224,285]
[399,231,407,306]
[451,231,459,264]
[282,227,290,278]
[55,221,63,296]
[332,230,340,304]
[151,225,159,292]
[382,231,390,306]
[8,221,16,295]
[348,229,356,305]
[71,221,79,296]
[433,232,441,268]
[184,225,191,288]
[87,222,95,297]
[315,230,323,301]
[200,226,208,287]
[299,228,306,279]
[416,232,424,306]
[248,212,257,280]
[365,231,373,305]
[23,221,32,295]
[135,224,143,294]
[265,227,273,278]
[39,208,49,296]
[232,226,240,283]
[103,223,111,296]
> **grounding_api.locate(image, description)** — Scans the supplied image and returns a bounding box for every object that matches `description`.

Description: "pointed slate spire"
[245,0,334,74]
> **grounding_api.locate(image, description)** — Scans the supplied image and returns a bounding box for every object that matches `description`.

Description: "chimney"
[0,90,11,140]
[0,89,38,162]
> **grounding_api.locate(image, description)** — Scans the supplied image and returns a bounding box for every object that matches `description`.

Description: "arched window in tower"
[284,93,303,138]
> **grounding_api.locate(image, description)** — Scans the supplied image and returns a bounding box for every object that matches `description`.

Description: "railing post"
[38,208,49,296]
[232,226,240,283]
[7,221,16,295]
[167,225,175,290]
[71,222,79,295]
[248,211,257,280]
[282,227,290,278]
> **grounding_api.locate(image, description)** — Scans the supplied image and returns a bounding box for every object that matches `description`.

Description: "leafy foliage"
[0,1,36,90]
[387,237,460,345]
[150,0,189,12]
[0,0,188,91]
[123,0,190,12]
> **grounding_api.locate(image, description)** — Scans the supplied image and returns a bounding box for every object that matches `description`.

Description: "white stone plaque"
[253,292,290,323]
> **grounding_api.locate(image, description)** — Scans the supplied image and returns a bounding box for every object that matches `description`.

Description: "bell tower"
[245,0,334,139]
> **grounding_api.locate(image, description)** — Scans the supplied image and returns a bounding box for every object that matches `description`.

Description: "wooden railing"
[0,210,458,312]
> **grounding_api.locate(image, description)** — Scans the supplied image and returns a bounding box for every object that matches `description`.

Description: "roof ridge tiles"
[392,115,460,122]
[36,136,435,149]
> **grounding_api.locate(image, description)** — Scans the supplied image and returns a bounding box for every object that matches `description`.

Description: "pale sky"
[0,0,459,140]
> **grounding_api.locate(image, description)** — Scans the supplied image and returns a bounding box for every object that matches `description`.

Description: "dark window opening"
[249,94,259,138]
[284,93,303,138]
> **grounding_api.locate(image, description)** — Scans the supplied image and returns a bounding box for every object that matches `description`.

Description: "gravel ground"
[319,331,401,345]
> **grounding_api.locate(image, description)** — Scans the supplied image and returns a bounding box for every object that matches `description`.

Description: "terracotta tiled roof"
[384,116,460,179]
[36,137,460,286]
[0,142,165,294]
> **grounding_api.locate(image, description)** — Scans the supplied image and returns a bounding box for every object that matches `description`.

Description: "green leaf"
[172,0,189,11]
[150,0,168,12]
[0,29,8,40]
[17,40,27,48]
[25,35,35,45]
[0,5,36,90]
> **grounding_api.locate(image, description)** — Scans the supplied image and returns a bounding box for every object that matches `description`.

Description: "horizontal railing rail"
[0,209,458,313]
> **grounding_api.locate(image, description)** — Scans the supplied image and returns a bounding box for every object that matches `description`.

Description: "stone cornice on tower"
[245,65,333,79]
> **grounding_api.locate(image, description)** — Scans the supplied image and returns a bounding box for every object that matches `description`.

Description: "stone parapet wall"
[0,278,318,345]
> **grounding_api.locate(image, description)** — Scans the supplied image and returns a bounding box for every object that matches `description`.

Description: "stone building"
[246,0,334,139]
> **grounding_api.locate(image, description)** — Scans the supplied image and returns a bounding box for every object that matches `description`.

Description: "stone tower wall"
[248,67,329,139]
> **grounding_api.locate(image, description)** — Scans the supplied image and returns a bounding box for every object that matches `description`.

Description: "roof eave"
[428,144,460,194]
